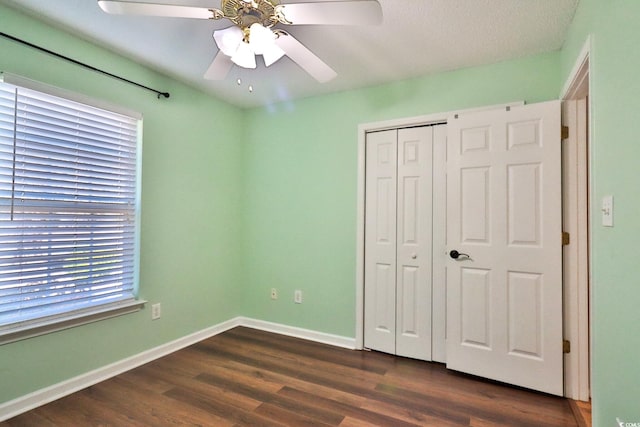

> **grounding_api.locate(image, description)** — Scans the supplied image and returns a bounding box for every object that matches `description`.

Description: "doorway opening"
[561,38,591,402]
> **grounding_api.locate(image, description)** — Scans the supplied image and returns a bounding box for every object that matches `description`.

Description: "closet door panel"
[396,127,433,360]
[364,129,397,354]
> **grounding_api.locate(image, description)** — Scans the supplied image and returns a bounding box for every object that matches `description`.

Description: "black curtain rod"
[1,32,170,99]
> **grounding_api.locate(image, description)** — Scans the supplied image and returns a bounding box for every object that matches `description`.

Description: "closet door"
[364,127,433,360]
[364,129,398,355]
[395,127,432,359]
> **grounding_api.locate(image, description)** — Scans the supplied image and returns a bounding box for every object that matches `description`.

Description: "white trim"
[0,299,146,346]
[0,316,356,422]
[355,101,524,350]
[561,36,592,402]
[238,317,356,349]
[0,317,242,422]
[561,36,592,100]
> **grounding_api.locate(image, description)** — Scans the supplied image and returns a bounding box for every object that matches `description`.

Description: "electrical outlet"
[151,303,161,320]
[270,288,278,300]
[294,290,302,304]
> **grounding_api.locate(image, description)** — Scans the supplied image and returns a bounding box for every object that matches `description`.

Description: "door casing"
[560,35,592,401]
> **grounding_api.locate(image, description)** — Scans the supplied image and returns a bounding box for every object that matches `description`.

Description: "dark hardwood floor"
[2,327,579,426]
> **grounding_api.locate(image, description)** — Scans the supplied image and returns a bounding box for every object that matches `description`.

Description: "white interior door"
[446,101,563,395]
[364,126,433,360]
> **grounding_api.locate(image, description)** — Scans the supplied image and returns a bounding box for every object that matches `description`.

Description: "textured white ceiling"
[2,0,579,108]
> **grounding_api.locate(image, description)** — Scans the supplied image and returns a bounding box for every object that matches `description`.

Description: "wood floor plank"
[375,380,576,427]
[4,404,68,427]
[167,349,286,395]
[135,362,265,413]
[254,403,337,427]
[381,358,576,424]
[2,411,55,427]
[225,327,393,375]
[357,398,465,427]
[83,376,234,427]
[277,386,428,427]
[195,339,414,401]
[116,365,177,394]
[164,386,285,427]
[1,326,581,426]
[196,372,345,425]
[198,335,383,389]
[36,390,147,427]
[196,339,469,425]
[338,416,381,427]
[200,356,370,408]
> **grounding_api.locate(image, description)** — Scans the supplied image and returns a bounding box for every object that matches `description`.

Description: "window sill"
[0,299,147,346]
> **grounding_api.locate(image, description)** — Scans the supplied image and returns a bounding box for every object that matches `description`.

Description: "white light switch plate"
[602,195,613,227]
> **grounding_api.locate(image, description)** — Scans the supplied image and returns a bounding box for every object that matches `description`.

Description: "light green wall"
[240,52,561,337]
[0,4,244,403]
[5,1,640,423]
[560,0,640,424]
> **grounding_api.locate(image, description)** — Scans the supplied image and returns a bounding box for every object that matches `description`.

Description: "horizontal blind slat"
[13,137,137,166]
[0,290,134,321]
[0,246,136,263]
[0,273,135,298]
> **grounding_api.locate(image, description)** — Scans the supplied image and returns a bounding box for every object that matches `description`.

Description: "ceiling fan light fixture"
[231,41,257,68]
[263,44,286,66]
[213,26,244,56]
[248,23,276,55]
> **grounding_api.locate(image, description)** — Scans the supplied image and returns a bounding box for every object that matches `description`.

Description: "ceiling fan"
[98,0,383,83]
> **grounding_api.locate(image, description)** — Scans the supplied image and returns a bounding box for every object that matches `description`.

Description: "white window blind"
[0,76,141,334]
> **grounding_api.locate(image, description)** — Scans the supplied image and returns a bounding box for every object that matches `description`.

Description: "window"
[0,73,143,343]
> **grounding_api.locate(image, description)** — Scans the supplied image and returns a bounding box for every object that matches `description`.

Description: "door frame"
[560,36,592,401]
[356,102,524,353]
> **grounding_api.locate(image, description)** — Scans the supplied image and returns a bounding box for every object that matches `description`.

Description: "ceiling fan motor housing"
[221,0,279,29]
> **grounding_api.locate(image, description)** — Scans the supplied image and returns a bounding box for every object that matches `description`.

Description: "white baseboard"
[0,317,242,422]
[237,317,357,350]
[0,317,356,421]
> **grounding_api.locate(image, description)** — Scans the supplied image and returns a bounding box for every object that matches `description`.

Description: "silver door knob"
[411,253,417,259]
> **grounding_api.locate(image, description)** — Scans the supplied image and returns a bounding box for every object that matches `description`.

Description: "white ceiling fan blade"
[275,33,337,83]
[204,52,234,80]
[278,1,382,26]
[98,1,214,19]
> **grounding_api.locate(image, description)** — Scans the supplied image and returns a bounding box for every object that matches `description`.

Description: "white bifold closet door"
[364,126,437,361]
